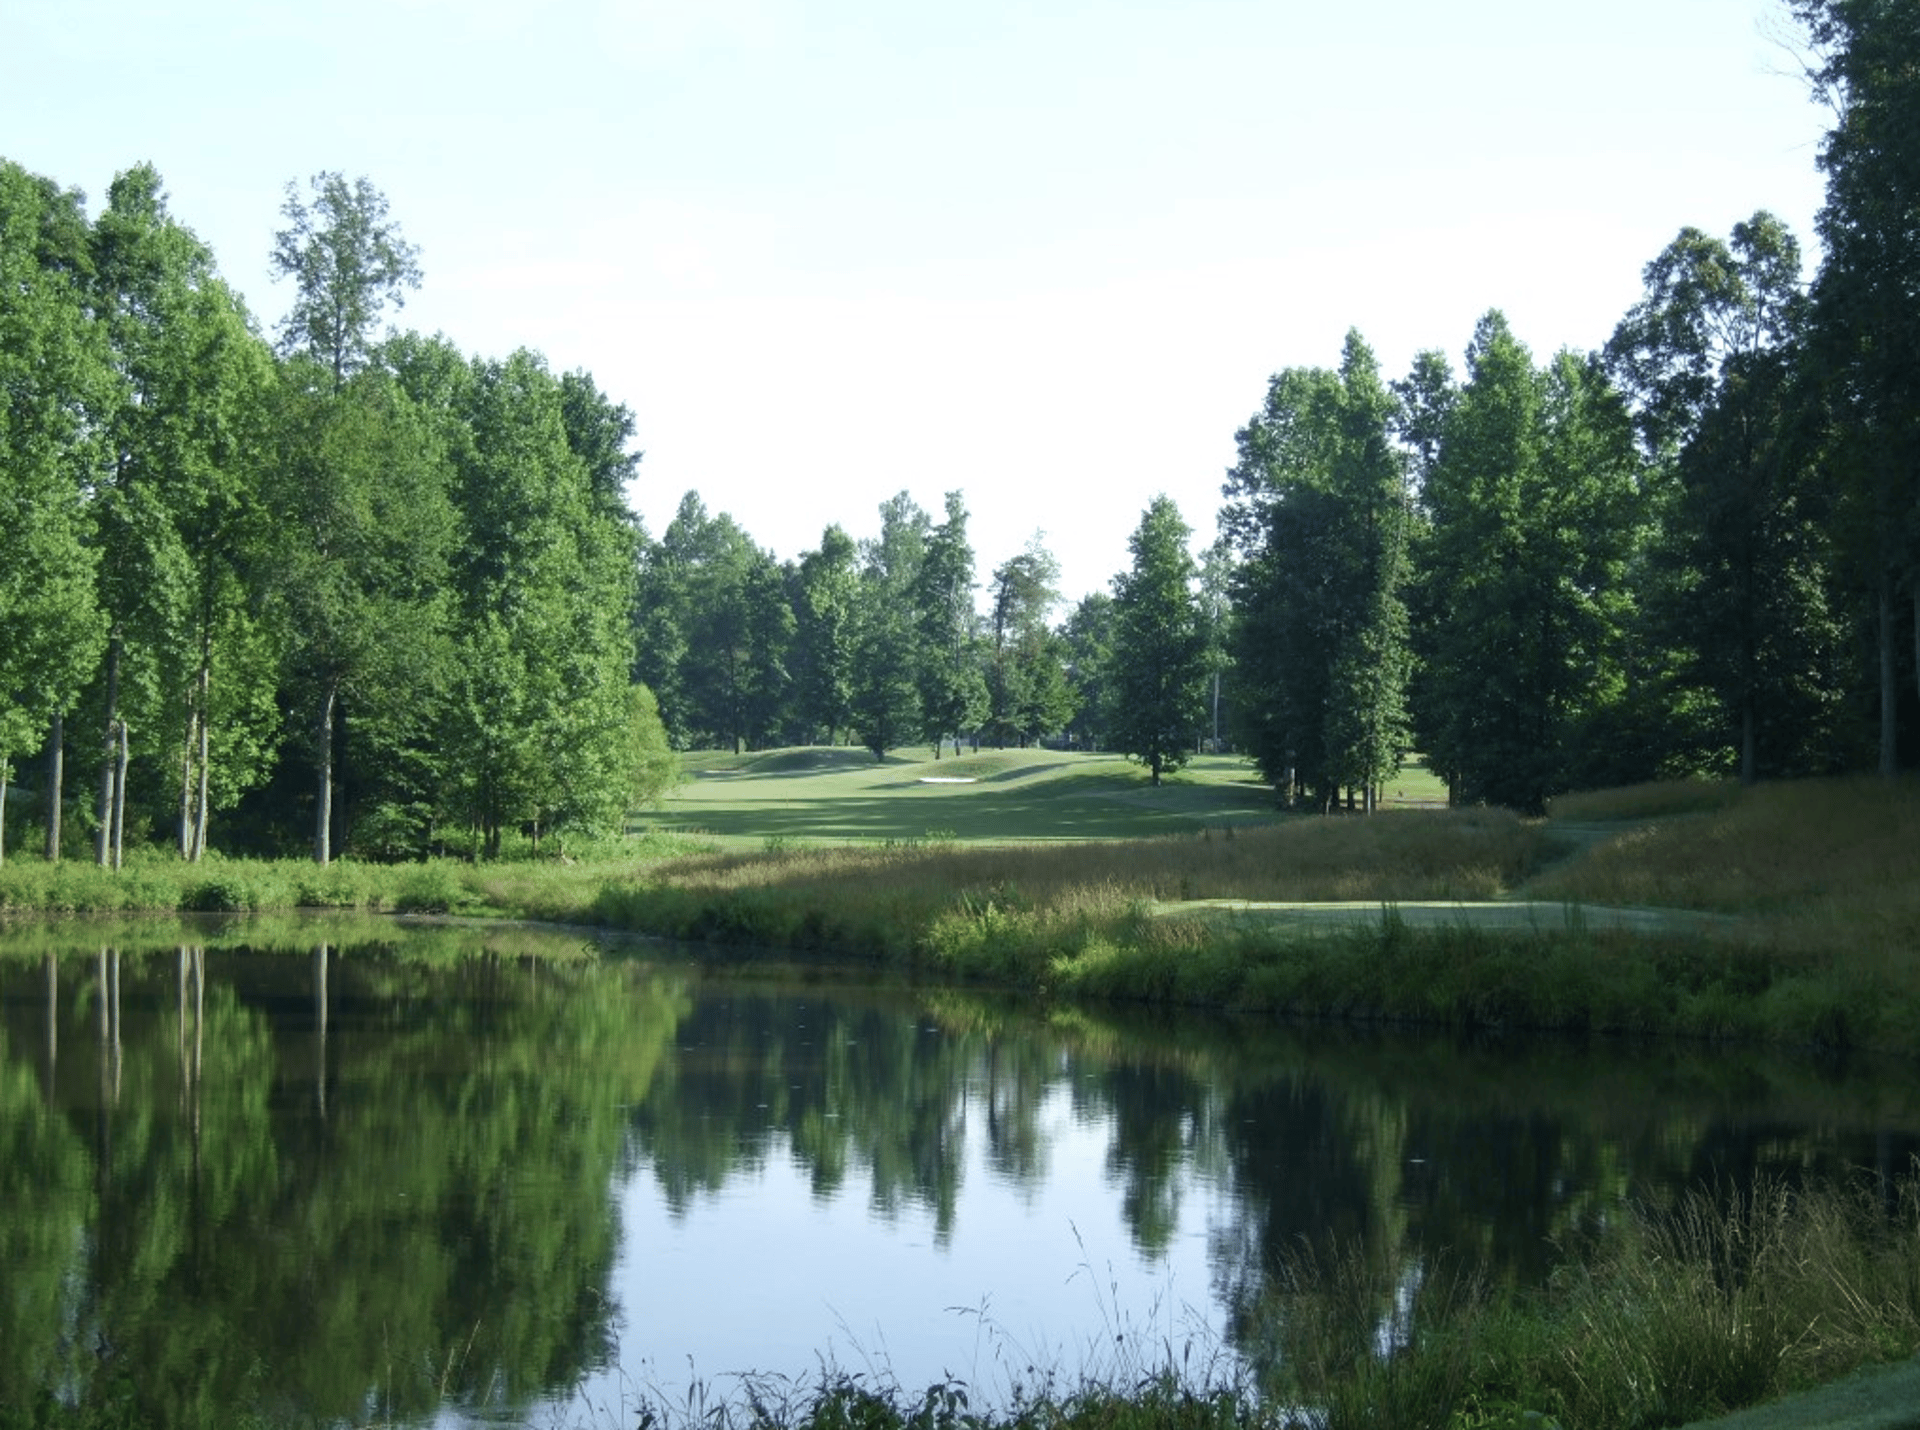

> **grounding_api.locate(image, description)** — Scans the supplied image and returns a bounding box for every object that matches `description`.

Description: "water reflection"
[1,921,1918,1427]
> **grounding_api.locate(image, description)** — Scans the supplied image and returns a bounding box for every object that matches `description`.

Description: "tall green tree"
[436,348,640,853]
[266,175,447,861]
[1060,591,1116,751]
[849,492,929,760]
[1109,496,1208,785]
[913,492,987,756]
[90,164,281,861]
[0,161,109,862]
[264,365,456,862]
[791,526,860,744]
[984,535,1070,746]
[1607,214,1845,782]
[640,493,791,753]
[1223,331,1412,810]
[1794,0,1920,774]
[270,172,422,390]
[1416,314,1643,810]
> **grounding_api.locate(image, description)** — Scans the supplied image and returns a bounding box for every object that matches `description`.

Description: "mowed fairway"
[647,747,1325,846]
[646,746,1456,848]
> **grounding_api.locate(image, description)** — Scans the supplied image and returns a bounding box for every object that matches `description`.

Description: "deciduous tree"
[1109,496,1207,785]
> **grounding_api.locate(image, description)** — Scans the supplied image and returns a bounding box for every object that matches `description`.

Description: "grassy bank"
[4,762,1918,1052]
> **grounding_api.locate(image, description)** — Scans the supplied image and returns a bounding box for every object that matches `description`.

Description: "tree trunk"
[0,758,9,868]
[96,635,121,868]
[178,714,196,860]
[112,722,129,871]
[45,711,62,861]
[194,673,210,861]
[314,679,336,865]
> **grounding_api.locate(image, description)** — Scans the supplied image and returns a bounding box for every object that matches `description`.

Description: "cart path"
[1147,898,1732,936]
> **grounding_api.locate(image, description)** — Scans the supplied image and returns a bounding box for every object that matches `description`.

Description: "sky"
[5,0,1833,607]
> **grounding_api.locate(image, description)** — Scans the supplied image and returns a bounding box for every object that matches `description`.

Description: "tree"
[1416,314,1643,811]
[849,492,930,760]
[1793,0,1920,774]
[1223,331,1412,810]
[791,526,860,744]
[432,348,640,851]
[913,492,987,756]
[984,535,1068,746]
[640,493,791,754]
[624,683,678,809]
[1195,538,1235,753]
[1606,214,1844,782]
[1109,497,1208,785]
[0,162,109,862]
[90,164,280,862]
[1060,591,1116,750]
[264,365,456,862]
[270,172,422,389]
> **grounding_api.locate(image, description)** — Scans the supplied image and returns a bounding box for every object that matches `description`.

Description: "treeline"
[4,2,1916,859]
[1225,2,1920,812]
[1,163,663,865]
[637,0,1920,811]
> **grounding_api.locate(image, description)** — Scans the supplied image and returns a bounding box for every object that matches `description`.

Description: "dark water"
[3,917,1918,1427]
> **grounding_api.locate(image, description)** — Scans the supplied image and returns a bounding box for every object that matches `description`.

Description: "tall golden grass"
[1527,775,1920,965]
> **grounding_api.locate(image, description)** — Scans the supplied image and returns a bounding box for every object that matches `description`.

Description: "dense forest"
[2,0,1917,861]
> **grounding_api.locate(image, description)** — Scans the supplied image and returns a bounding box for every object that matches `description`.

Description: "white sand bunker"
[917,776,978,784]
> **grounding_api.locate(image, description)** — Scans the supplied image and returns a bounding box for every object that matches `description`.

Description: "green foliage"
[915,492,989,753]
[1110,495,1208,785]
[1225,331,1413,810]
[270,171,421,386]
[626,683,679,809]
[0,161,111,837]
[985,536,1073,746]
[1415,317,1645,812]
[1607,213,1845,784]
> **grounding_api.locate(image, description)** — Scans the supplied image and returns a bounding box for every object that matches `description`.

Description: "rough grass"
[7,767,1920,1051]
[1257,1169,1920,1430]
[1525,775,1920,967]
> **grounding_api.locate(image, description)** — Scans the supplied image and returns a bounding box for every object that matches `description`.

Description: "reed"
[1256,1169,1920,1430]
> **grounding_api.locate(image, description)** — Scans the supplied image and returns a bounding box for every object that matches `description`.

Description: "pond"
[3,915,1918,1428]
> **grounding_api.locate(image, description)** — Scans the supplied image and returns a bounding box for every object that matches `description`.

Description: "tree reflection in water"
[1,925,1917,1427]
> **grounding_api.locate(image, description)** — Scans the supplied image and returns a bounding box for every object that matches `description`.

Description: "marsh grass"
[1257,1169,1920,1430]
[1525,775,1920,968]
[1544,778,1745,822]
[0,834,709,920]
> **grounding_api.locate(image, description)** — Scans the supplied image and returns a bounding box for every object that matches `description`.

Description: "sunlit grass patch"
[1545,777,1744,822]
[1527,775,1920,950]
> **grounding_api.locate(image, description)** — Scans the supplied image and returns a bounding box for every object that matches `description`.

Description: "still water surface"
[3,917,1918,1427]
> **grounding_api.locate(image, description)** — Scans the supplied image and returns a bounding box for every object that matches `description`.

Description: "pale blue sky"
[6,0,1830,604]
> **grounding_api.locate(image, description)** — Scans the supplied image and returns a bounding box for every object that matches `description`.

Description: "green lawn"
[644,747,1265,846]
[642,746,1455,849]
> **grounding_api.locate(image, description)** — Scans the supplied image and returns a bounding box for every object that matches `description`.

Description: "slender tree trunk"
[194,672,210,861]
[96,635,121,867]
[0,758,9,868]
[45,712,62,861]
[112,723,129,871]
[315,679,336,865]
[178,715,196,859]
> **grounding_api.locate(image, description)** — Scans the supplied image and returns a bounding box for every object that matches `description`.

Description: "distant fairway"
[647,746,1453,847]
